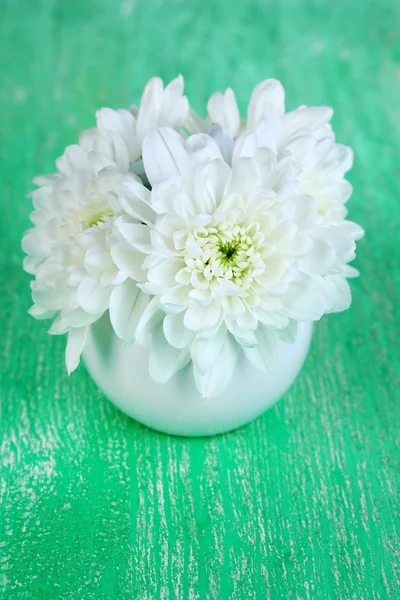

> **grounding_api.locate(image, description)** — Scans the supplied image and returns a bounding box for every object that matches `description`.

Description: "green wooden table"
[1,0,399,598]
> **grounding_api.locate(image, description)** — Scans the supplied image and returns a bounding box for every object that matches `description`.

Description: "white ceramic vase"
[83,316,312,437]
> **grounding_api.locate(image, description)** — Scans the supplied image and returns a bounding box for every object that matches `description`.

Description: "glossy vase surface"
[84,316,313,437]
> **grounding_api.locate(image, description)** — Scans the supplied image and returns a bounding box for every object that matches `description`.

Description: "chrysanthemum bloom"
[205,79,354,224]
[22,146,154,373]
[23,75,189,372]
[23,76,363,398]
[116,127,363,398]
[80,75,190,179]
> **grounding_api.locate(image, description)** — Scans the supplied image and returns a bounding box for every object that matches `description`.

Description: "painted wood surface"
[1,0,399,597]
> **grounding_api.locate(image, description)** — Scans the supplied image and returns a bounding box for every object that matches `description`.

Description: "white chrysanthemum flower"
[23,75,189,373]
[23,144,155,373]
[116,127,363,398]
[80,75,190,180]
[204,79,353,223]
[23,75,363,398]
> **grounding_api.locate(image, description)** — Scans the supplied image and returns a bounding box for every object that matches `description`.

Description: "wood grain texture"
[1,0,399,598]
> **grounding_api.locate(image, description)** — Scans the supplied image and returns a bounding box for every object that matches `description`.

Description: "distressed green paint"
[1,0,399,598]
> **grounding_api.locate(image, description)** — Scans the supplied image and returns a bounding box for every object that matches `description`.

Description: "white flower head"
[117,126,363,398]
[23,76,363,398]
[205,79,353,223]
[81,75,190,179]
[23,75,190,373]
[23,143,155,373]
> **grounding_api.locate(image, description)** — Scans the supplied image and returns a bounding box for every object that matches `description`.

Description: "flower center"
[219,241,238,262]
[83,207,114,230]
[184,222,266,292]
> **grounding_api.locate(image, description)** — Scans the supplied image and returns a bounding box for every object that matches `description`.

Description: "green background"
[1,0,399,598]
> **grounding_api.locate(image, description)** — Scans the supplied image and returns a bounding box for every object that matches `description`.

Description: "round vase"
[83,316,313,437]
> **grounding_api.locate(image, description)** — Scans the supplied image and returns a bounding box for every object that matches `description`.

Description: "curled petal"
[247,79,285,129]
[113,218,153,253]
[243,325,278,373]
[163,312,195,349]
[109,279,150,344]
[77,276,110,315]
[149,324,191,383]
[66,326,89,375]
[193,333,239,399]
[142,127,192,187]
[183,301,222,332]
[207,88,241,138]
[190,325,227,375]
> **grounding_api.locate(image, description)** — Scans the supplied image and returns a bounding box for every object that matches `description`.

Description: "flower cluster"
[23,76,363,398]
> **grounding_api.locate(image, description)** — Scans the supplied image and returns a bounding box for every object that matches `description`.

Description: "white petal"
[66,326,88,375]
[193,158,231,213]
[232,132,258,162]
[84,249,112,275]
[183,301,222,332]
[62,308,101,328]
[48,317,69,335]
[56,145,89,176]
[236,309,259,330]
[159,75,189,129]
[282,106,333,139]
[341,264,359,278]
[32,173,59,186]
[254,304,289,328]
[136,77,164,141]
[193,333,239,399]
[23,255,41,275]
[96,107,140,168]
[243,325,278,373]
[300,238,336,275]
[113,218,153,253]
[207,88,241,138]
[190,325,227,374]
[218,277,245,296]
[160,284,191,308]
[254,113,282,153]
[276,320,298,343]
[148,257,183,287]
[188,287,212,305]
[282,133,314,167]
[110,239,146,282]
[22,228,44,256]
[121,180,156,225]
[163,312,194,349]
[224,295,246,317]
[135,296,165,344]
[226,318,258,347]
[227,156,260,199]
[109,279,150,344]
[344,220,364,241]
[186,107,209,134]
[142,127,192,187]
[28,305,56,320]
[185,133,223,168]
[324,274,352,313]
[207,124,234,164]
[247,79,285,129]
[77,276,110,314]
[151,178,188,214]
[149,324,190,383]
[311,227,356,265]
[282,275,327,321]
[31,282,72,312]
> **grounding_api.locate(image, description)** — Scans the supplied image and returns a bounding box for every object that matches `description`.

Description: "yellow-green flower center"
[219,241,239,262]
[183,222,266,291]
[83,207,114,230]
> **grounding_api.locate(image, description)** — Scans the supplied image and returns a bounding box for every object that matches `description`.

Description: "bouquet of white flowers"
[23,75,363,400]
